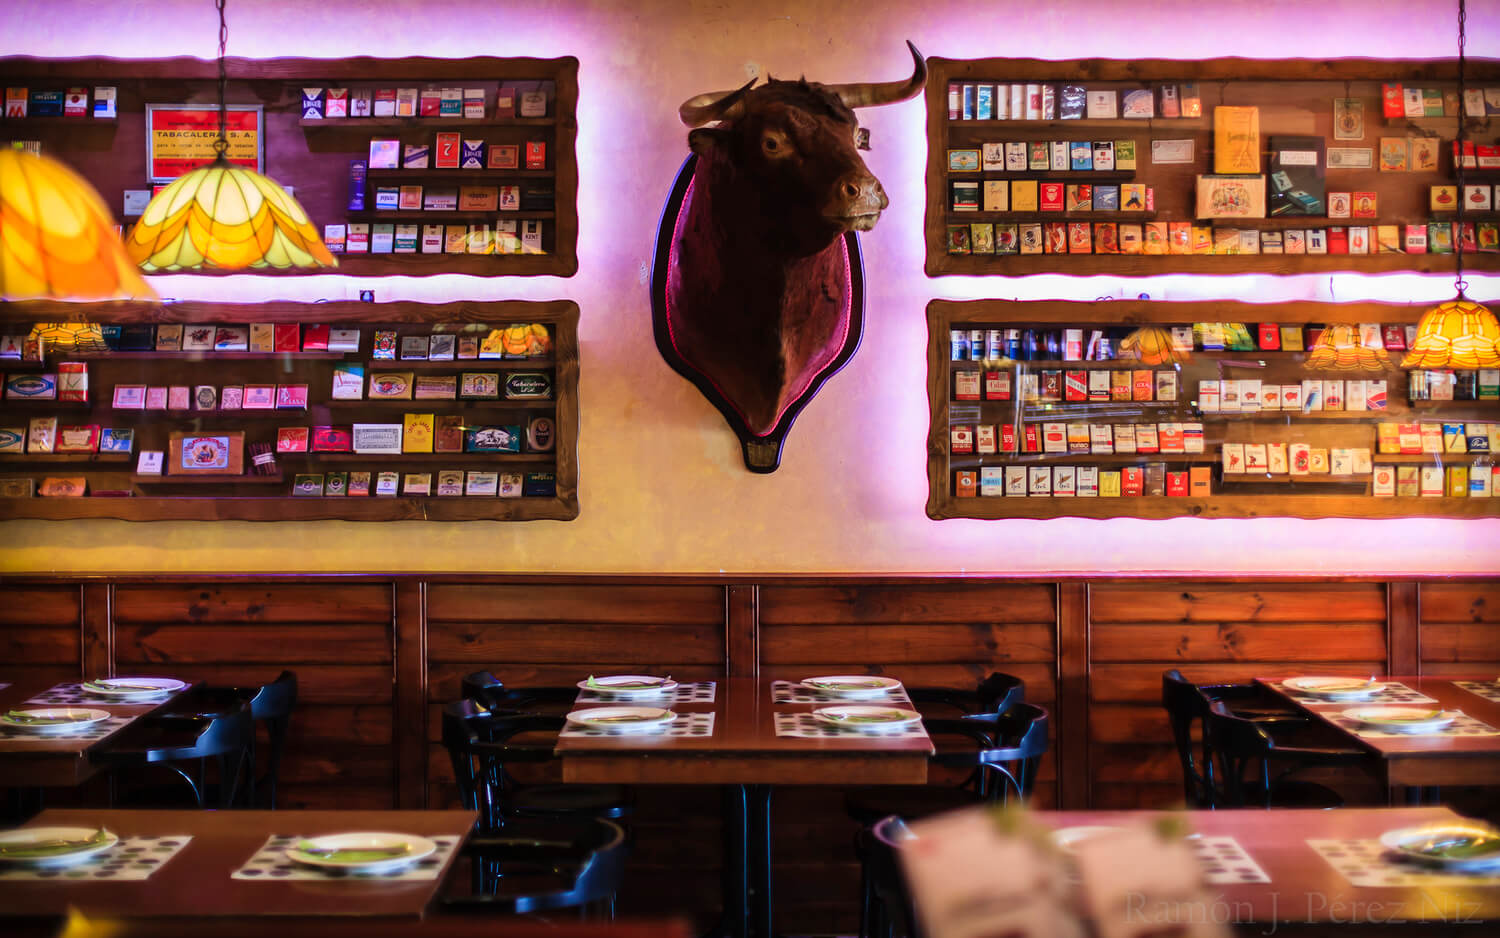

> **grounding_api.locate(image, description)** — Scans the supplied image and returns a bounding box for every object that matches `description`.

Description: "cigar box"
[53,424,99,454]
[436,470,464,497]
[488,144,520,170]
[1067,423,1091,454]
[1396,466,1419,496]
[413,375,458,400]
[1372,465,1396,496]
[1076,466,1099,497]
[402,473,431,496]
[1089,424,1114,454]
[431,415,463,453]
[984,371,1011,401]
[467,425,522,453]
[955,468,978,497]
[976,424,997,455]
[1005,466,1028,497]
[1113,424,1137,454]
[950,425,974,455]
[1420,466,1444,497]
[373,471,399,497]
[0,426,23,454]
[1135,423,1160,454]
[1042,422,1067,454]
[1027,466,1052,497]
[190,385,216,411]
[1266,442,1287,474]
[465,471,499,497]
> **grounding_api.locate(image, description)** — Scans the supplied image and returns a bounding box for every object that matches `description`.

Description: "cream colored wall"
[2,0,1498,574]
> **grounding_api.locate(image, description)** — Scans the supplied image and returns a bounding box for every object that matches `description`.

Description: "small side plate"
[0,827,118,867]
[801,675,903,699]
[285,832,437,873]
[81,676,187,698]
[565,706,676,732]
[1283,676,1381,699]
[812,705,922,731]
[0,708,111,735]
[1343,706,1457,734]
[577,675,679,697]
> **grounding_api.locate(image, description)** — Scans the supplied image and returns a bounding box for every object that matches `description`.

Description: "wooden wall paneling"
[1388,581,1421,676]
[725,584,758,678]
[0,583,84,692]
[80,583,111,681]
[1057,582,1089,809]
[109,581,397,809]
[1087,582,1389,808]
[1419,581,1500,676]
[394,580,426,810]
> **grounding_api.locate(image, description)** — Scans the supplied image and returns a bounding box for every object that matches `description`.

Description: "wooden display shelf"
[925,55,1500,277]
[53,351,352,361]
[371,358,553,369]
[928,298,1500,520]
[955,170,1138,181]
[366,169,554,180]
[0,55,579,278]
[0,453,131,463]
[0,300,579,521]
[346,210,555,221]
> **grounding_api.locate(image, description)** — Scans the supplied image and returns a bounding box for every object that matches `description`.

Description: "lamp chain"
[214,0,229,156]
[1455,0,1467,293]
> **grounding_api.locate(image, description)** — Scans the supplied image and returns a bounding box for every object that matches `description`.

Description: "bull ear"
[688,128,728,157]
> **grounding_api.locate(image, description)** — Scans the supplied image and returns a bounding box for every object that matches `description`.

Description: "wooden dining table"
[1026,806,1500,936]
[0,808,477,926]
[0,679,198,787]
[554,674,934,938]
[1257,676,1500,796]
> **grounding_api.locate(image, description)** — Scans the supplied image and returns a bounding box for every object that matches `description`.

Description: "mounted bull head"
[651,42,926,471]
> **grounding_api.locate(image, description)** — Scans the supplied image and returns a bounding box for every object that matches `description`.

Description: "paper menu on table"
[1071,824,1232,938]
[900,807,1084,938]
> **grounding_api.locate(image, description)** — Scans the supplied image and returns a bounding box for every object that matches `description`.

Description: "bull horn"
[678,78,757,128]
[825,40,927,110]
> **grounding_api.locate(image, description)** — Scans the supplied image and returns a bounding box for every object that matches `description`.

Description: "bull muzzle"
[825,172,888,232]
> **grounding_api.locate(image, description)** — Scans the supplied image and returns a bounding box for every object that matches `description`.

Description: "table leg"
[747,784,774,938]
[704,784,750,938]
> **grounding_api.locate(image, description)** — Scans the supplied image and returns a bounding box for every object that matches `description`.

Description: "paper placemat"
[232,834,461,881]
[1454,680,1500,705]
[1310,838,1500,887]
[575,681,716,704]
[1275,682,1438,706]
[558,711,715,739]
[1328,711,1500,739]
[1191,835,1271,884]
[774,712,930,740]
[771,680,912,705]
[24,682,181,706]
[0,835,192,882]
[0,715,132,746]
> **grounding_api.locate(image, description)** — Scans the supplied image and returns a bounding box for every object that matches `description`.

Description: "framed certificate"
[145,104,263,183]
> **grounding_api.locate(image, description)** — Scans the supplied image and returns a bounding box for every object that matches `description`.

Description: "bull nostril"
[842,182,860,199]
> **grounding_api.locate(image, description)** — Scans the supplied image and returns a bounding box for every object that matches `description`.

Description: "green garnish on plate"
[1372,710,1445,722]
[586,676,666,689]
[0,829,107,858]
[827,711,906,723]
[296,842,411,862]
[1412,835,1500,860]
[811,680,880,690]
[85,680,163,692]
[5,711,77,725]
[586,714,656,723]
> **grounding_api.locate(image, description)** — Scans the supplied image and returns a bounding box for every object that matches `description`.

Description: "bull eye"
[761,132,789,157]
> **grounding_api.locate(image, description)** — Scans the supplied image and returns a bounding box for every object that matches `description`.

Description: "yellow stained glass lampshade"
[0,150,158,301]
[1118,325,1188,366]
[28,322,110,353]
[125,159,337,271]
[1304,322,1392,371]
[1400,297,1500,369]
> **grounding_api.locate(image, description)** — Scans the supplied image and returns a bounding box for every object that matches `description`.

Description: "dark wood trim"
[393,580,427,810]
[3,573,1497,586]
[80,582,110,681]
[0,299,582,326]
[1057,582,1089,809]
[0,55,577,82]
[1389,581,1421,676]
[725,584,759,678]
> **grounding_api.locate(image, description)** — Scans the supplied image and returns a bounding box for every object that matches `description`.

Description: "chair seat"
[845,784,982,825]
[1254,779,1346,809]
[508,783,632,819]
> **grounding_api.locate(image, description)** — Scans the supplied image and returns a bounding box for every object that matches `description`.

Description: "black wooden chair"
[94,706,254,808]
[441,701,631,828]
[462,670,579,714]
[907,671,1025,718]
[441,815,627,917]
[171,670,297,808]
[1204,700,1372,808]
[858,815,921,938]
[845,702,1049,825]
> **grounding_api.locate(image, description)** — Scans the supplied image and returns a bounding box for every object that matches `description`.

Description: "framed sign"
[144,104,262,183]
[169,431,245,475]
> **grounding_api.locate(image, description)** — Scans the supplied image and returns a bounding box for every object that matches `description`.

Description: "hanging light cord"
[214,0,229,157]
[1454,0,1468,294]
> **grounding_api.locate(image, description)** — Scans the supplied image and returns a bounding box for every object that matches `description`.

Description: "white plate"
[801,675,903,699]
[577,675,679,697]
[0,826,119,867]
[1342,706,1457,733]
[1052,825,1127,853]
[0,707,111,735]
[564,706,676,732]
[81,676,187,698]
[1380,823,1500,872]
[286,832,437,873]
[812,705,922,731]
[1283,676,1381,699]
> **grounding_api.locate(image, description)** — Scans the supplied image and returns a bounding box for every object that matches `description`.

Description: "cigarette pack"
[1443,423,1467,453]
[1089,424,1114,454]
[1135,423,1160,453]
[955,470,978,498]
[1042,422,1067,454]
[984,371,1012,401]
[1088,370,1110,402]
[1054,467,1076,497]
[1121,466,1144,496]
[1132,370,1154,402]
[1113,424,1136,454]
[976,424,997,455]
[1420,466,1443,497]
[1100,470,1122,497]
[1420,423,1444,454]
[1222,443,1245,474]
[1372,465,1396,496]
[974,468,1000,496]
[1077,466,1099,497]
[1067,423,1091,454]
[1266,443,1287,474]
[526,141,547,170]
[1005,466,1028,497]
[434,132,460,169]
[1028,466,1052,497]
[950,425,974,454]
[1396,466,1419,496]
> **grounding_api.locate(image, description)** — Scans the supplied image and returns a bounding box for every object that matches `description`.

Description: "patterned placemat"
[558,712,715,739]
[0,835,192,881]
[1328,711,1500,739]
[575,681,716,704]
[24,682,181,706]
[1310,838,1500,887]
[0,715,132,745]
[232,834,460,881]
[773,712,930,739]
[1454,680,1500,705]
[1274,682,1438,706]
[1191,835,1271,884]
[771,680,912,705]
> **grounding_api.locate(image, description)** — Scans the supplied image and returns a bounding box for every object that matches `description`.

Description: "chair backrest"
[441,701,564,830]
[976,702,1048,803]
[1161,669,1217,808]
[99,705,253,808]
[460,670,578,711]
[444,816,627,914]
[1204,700,1276,808]
[976,672,1026,716]
[868,816,922,938]
[174,670,298,808]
